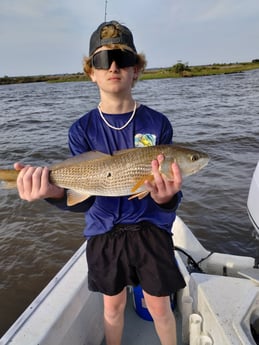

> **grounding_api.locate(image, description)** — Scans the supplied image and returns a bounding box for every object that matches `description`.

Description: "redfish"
[0,145,209,206]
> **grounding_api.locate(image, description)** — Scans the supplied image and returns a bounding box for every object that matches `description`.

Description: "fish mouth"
[199,157,210,170]
[189,157,209,175]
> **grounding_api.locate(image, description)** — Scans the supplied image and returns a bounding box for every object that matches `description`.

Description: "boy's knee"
[104,302,126,321]
[148,305,172,320]
[103,292,127,320]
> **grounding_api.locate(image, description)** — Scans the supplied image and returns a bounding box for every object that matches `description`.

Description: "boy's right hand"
[14,163,65,202]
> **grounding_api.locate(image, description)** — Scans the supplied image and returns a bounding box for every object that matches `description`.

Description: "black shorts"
[86,221,186,296]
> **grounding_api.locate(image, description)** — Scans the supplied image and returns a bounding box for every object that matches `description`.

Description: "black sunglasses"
[91,49,137,70]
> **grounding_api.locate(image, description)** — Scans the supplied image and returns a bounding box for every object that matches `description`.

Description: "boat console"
[175,161,259,345]
[247,161,259,238]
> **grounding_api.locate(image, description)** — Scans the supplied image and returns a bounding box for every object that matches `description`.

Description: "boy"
[14,21,185,345]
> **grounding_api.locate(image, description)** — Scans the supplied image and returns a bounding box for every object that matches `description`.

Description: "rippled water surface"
[0,70,259,335]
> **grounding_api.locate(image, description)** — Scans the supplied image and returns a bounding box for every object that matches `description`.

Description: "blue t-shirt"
[51,104,181,238]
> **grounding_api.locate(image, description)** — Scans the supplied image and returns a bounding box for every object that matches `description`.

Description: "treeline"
[1,61,259,85]
[0,73,89,85]
[142,61,259,80]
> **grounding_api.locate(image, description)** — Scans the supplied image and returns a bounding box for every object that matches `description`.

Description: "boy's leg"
[103,288,127,345]
[143,291,177,345]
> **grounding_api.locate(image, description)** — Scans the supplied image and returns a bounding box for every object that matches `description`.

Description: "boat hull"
[1,215,259,345]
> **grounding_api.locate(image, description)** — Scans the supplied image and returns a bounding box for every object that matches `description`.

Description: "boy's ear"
[89,69,97,82]
[133,66,140,80]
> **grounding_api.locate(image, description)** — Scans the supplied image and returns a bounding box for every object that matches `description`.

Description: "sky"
[1,0,259,77]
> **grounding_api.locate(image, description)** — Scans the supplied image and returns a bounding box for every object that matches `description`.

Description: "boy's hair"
[83,21,147,80]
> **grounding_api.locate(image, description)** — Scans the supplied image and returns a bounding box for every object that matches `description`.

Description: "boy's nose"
[109,60,119,70]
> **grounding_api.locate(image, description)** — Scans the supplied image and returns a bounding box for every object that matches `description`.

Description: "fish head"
[160,146,209,178]
[174,147,209,177]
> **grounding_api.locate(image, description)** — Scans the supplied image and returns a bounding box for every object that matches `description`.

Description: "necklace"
[98,101,137,131]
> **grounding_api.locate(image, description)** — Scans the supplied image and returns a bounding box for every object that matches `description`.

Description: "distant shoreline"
[1,61,259,85]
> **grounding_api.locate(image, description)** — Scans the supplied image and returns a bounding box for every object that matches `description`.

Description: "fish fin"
[128,191,149,200]
[131,175,154,193]
[50,151,110,170]
[66,189,92,206]
[159,160,175,181]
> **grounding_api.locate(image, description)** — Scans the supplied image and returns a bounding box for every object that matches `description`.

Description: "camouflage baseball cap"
[89,20,137,56]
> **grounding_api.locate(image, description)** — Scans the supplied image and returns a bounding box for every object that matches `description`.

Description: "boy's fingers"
[14,162,25,171]
[171,162,182,187]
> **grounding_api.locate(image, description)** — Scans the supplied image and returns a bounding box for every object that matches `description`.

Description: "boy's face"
[89,46,139,95]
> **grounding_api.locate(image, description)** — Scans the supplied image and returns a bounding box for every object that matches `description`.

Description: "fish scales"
[50,152,152,196]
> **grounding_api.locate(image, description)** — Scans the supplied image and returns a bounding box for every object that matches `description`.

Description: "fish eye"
[191,154,200,162]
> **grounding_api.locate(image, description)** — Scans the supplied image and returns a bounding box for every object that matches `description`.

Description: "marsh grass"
[1,62,259,84]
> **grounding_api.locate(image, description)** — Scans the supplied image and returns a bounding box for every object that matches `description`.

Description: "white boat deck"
[2,213,259,345]
[0,241,184,345]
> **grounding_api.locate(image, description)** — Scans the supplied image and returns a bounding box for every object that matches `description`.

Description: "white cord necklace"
[98,101,137,131]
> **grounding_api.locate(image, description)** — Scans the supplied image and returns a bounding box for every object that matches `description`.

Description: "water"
[0,71,259,335]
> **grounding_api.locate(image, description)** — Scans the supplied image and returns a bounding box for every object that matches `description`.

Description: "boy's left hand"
[144,154,182,205]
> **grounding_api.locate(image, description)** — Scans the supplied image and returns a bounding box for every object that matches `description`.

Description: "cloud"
[1,1,75,35]
[0,0,94,75]
[193,0,259,22]
[1,0,259,75]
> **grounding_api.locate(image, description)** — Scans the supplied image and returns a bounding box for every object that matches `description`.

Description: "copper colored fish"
[0,145,209,206]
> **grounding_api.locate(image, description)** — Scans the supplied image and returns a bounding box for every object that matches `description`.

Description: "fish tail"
[0,170,19,189]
